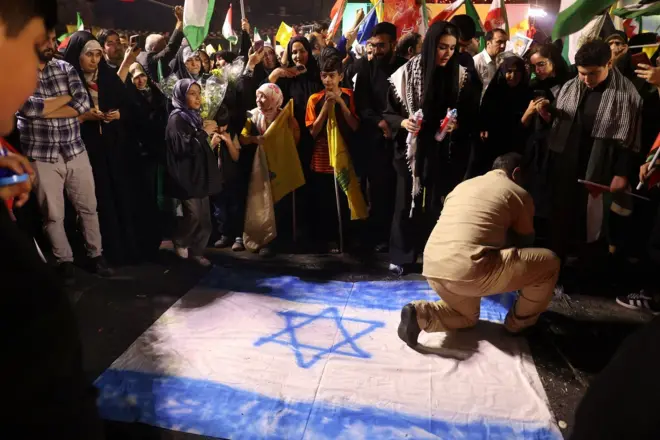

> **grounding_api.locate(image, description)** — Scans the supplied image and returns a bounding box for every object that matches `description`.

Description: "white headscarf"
[251,83,283,135]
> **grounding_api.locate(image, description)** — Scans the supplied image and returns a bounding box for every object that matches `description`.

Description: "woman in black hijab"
[384,21,478,274]
[63,31,141,265]
[479,55,532,166]
[267,36,323,244]
[522,43,572,224]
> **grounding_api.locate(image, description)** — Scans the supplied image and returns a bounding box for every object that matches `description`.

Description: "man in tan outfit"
[398,153,560,347]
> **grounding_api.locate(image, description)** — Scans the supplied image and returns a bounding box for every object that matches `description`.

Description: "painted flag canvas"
[95,267,563,439]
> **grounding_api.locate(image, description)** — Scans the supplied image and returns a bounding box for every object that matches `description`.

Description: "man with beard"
[16,29,113,284]
[1,1,105,437]
[97,29,125,70]
[354,22,407,251]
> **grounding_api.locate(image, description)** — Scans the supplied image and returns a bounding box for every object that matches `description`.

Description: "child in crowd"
[164,79,224,267]
[305,52,363,252]
[239,83,300,256]
[212,105,247,251]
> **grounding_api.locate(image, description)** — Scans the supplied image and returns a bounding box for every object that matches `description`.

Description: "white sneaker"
[192,256,212,267]
[175,247,189,259]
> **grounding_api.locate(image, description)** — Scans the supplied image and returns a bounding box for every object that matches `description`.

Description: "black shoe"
[616,291,660,315]
[259,247,275,258]
[91,256,115,278]
[58,262,76,286]
[398,304,421,348]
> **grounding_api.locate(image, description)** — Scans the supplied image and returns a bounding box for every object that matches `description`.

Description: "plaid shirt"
[16,59,91,163]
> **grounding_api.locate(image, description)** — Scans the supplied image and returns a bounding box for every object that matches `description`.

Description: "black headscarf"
[528,43,571,100]
[490,56,530,94]
[171,45,209,82]
[286,36,320,79]
[420,21,461,125]
[62,31,124,113]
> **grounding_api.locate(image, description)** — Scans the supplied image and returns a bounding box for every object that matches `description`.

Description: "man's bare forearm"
[42,95,72,116]
[44,104,79,119]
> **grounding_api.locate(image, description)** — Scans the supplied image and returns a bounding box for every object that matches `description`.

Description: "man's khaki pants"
[415,247,560,333]
[33,152,103,264]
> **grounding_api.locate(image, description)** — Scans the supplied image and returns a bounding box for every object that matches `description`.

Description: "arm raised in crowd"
[153,6,185,67]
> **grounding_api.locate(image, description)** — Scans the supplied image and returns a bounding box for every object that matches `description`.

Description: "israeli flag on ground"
[96,267,562,439]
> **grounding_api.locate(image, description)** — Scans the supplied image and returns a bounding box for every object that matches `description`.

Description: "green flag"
[613,1,660,18]
[183,0,217,50]
[552,0,616,41]
[465,0,486,52]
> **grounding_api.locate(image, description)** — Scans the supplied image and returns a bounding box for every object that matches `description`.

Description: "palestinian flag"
[553,0,613,63]
[613,1,660,18]
[183,0,217,50]
[465,0,486,51]
[484,0,509,33]
[222,3,238,45]
[57,12,84,49]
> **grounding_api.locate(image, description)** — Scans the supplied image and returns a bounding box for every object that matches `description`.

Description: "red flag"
[484,0,509,32]
[429,0,465,26]
[328,0,347,39]
[646,133,660,189]
[330,0,343,19]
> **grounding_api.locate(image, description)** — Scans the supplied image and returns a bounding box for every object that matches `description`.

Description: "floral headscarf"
[251,83,283,135]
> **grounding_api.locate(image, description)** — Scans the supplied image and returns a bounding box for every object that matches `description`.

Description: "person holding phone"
[64,31,144,266]
[268,36,323,243]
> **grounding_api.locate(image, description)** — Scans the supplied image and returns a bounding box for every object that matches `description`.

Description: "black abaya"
[63,31,141,265]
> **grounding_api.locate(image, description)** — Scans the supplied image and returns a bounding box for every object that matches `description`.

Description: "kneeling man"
[398,153,560,346]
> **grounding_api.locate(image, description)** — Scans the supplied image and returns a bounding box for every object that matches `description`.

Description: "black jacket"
[136,28,185,82]
[164,113,223,200]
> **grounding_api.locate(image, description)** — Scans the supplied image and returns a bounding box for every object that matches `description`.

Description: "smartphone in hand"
[254,40,264,52]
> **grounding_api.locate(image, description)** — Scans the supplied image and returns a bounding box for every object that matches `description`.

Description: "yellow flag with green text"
[275,22,294,48]
[326,106,368,220]
[261,100,305,203]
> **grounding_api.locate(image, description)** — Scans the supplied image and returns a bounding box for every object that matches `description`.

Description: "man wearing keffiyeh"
[543,40,643,266]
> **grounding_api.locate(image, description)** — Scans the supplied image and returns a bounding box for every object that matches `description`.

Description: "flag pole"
[240,0,246,20]
[637,147,660,190]
[292,190,297,243]
[143,0,175,9]
[333,169,345,254]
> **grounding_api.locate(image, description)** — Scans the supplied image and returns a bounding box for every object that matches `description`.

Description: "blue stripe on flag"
[357,6,379,45]
[200,268,516,322]
[96,369,560,440]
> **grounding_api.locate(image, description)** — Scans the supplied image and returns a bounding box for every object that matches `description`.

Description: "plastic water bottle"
[435,108,458,142]
[406,109,424,146]
[0,145,29,187]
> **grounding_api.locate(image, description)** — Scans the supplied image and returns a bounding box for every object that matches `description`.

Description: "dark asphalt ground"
[68,245,654,440]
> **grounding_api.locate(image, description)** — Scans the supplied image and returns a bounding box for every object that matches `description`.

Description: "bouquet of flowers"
[209,57,246,87]
[200,75,228,120]
[159,73,179,99]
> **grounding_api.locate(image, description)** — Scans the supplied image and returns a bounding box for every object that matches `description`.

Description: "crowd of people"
[3,5,660,310]
[3,0,660,437]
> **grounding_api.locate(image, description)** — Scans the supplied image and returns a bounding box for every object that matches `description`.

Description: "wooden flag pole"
[637,146,660,190]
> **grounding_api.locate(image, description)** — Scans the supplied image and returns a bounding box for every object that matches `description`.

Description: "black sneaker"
[616,291,660,315]
[58,262,76,286]
[259,247,275,258]
[397,304,421,348]
[91,256,115,278]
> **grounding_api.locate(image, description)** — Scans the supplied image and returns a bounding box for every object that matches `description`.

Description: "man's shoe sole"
[397,305,420,348]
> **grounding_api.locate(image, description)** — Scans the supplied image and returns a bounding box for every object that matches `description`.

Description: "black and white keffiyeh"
[550,67,642,152]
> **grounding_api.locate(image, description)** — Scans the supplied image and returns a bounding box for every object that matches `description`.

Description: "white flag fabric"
[223,3,238,45]
[183,0,216,50]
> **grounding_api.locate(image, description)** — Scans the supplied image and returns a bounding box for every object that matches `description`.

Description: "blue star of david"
[254,307,385,369]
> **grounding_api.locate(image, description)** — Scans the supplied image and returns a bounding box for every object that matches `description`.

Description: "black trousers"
[309,171,351,245]
[174,197,212,256]
[0,203,104,438]
[366,142,396,246]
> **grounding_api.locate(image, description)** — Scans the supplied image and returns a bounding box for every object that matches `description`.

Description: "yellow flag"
[509,18,529,38]
[206,44,217,55]
[370,0,384,23]
[326,106,368,220]
[218,43,223,51]
[275,22,294,48]
[66,24,78,34]
[261,100,305,203]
